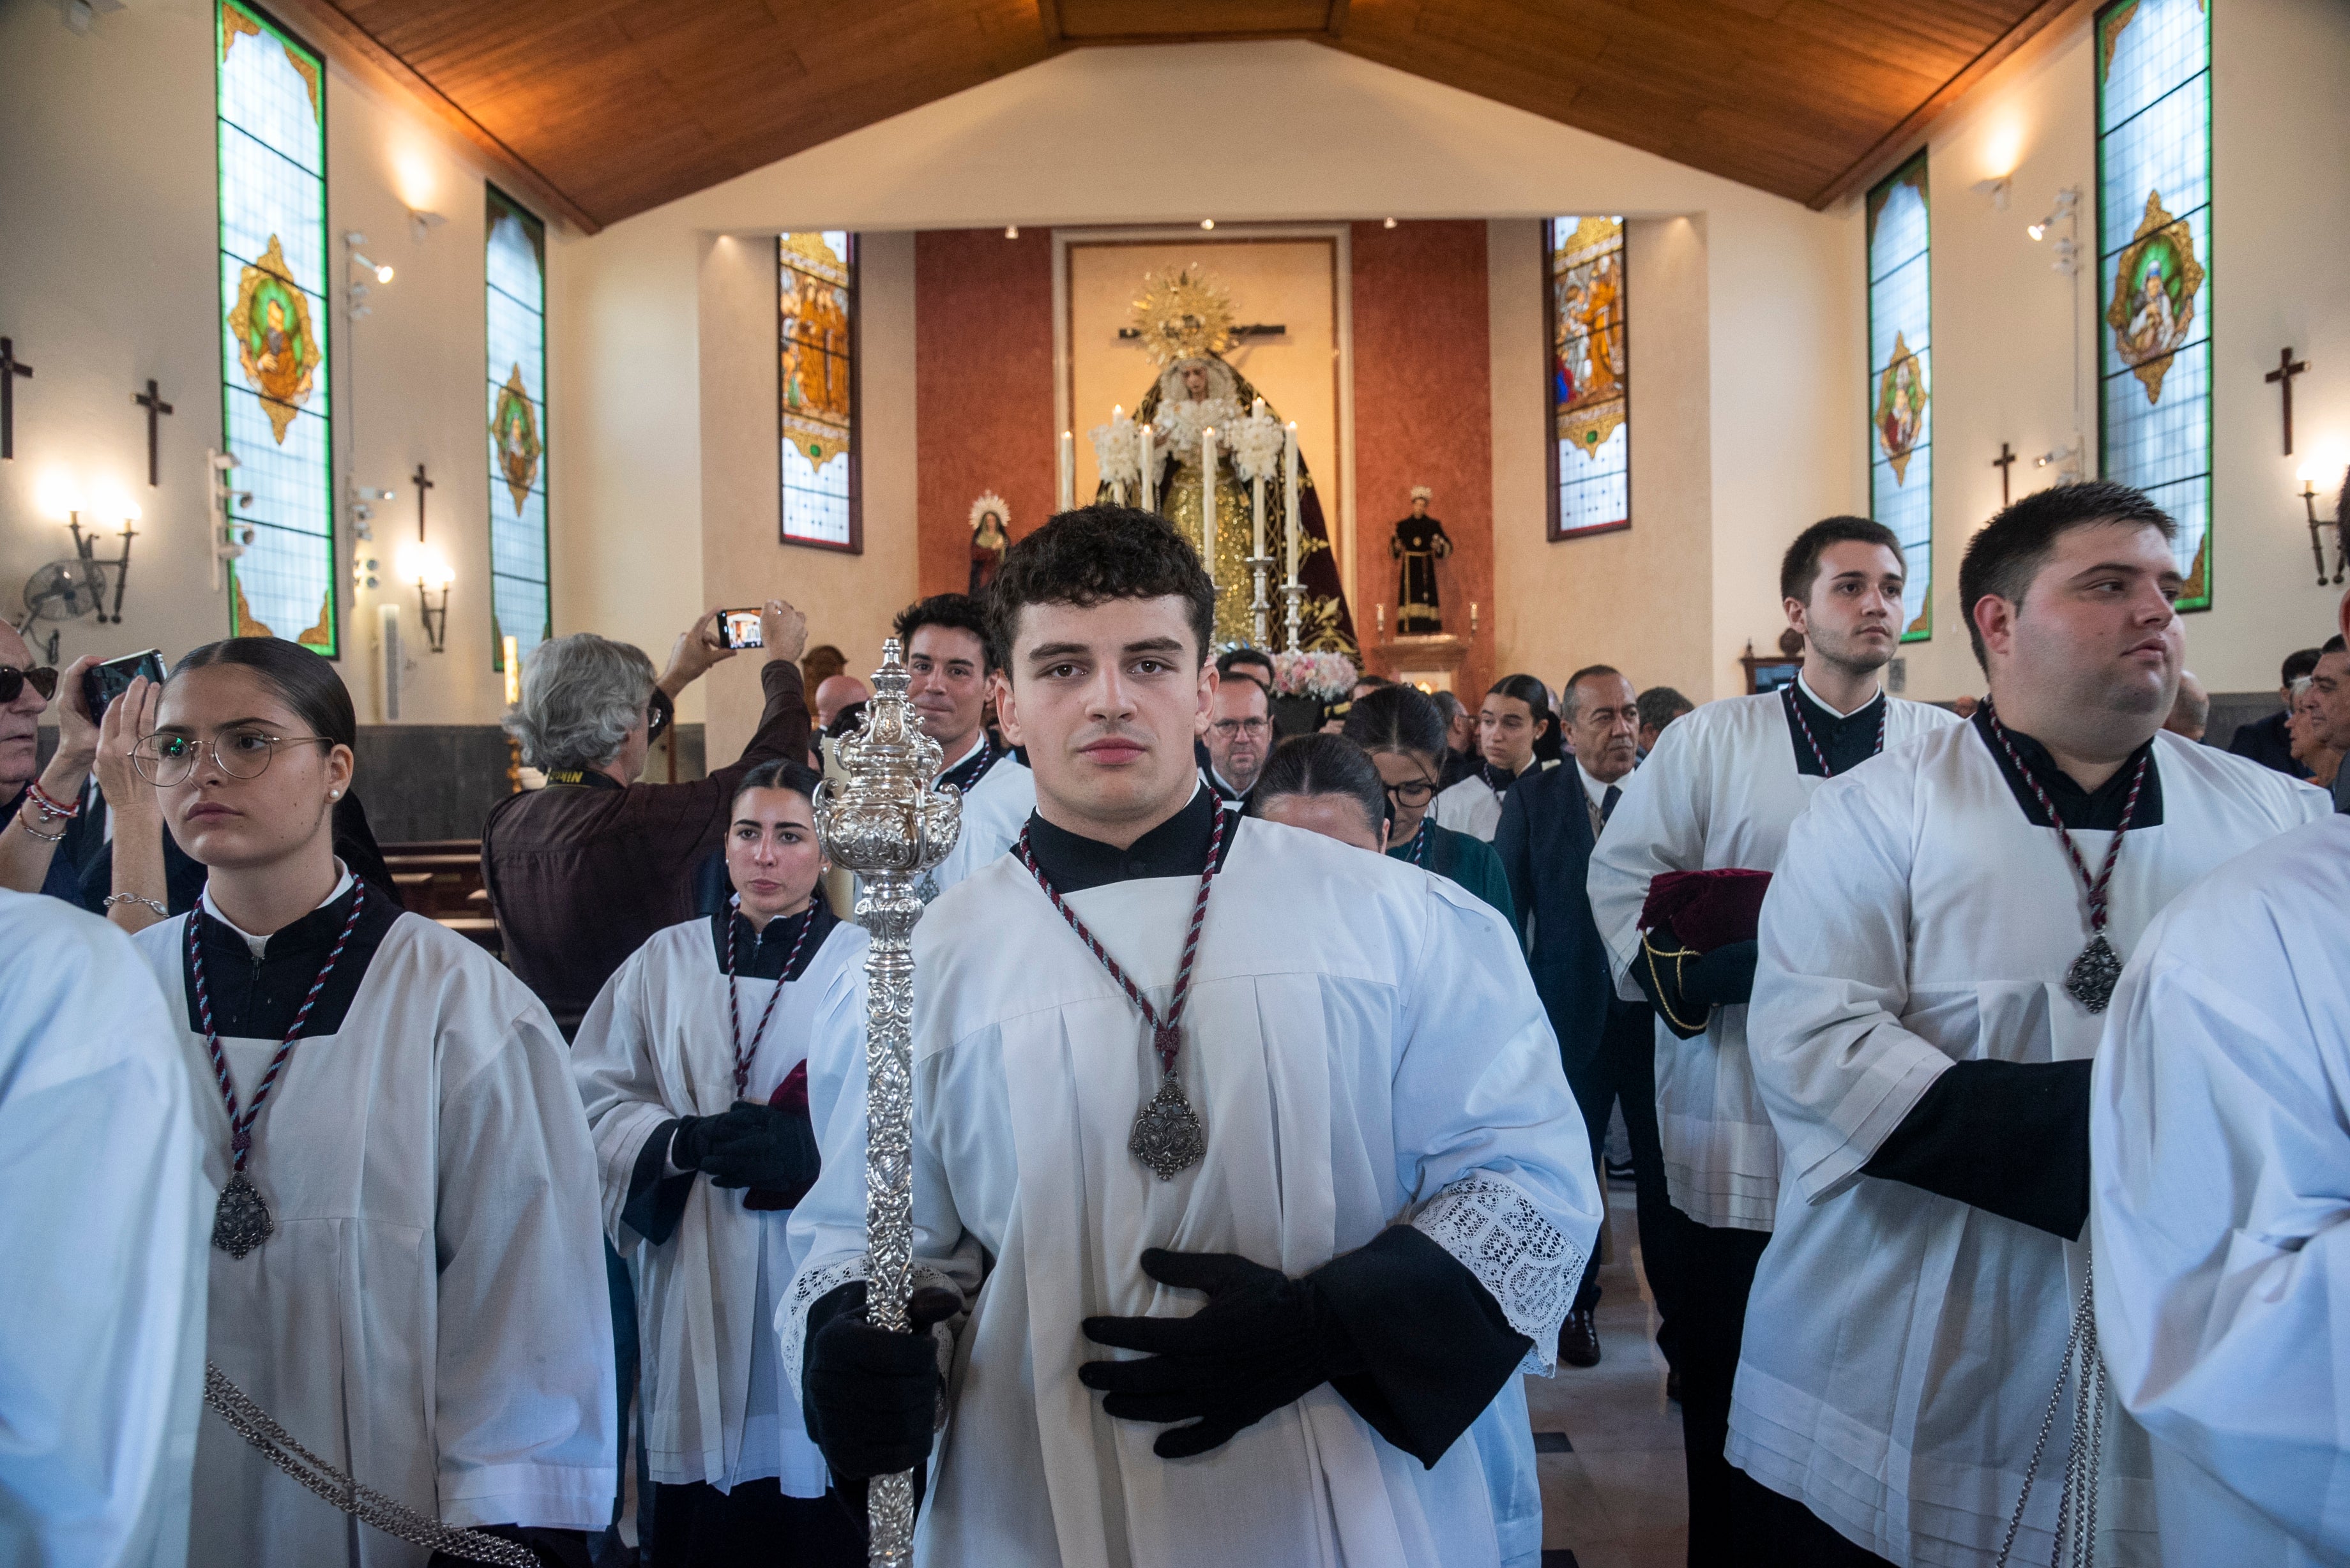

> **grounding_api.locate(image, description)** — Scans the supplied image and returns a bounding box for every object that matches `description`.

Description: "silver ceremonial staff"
[812,638,960,1568]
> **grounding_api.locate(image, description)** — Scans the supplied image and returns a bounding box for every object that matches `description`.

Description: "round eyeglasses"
[132,728,333,787]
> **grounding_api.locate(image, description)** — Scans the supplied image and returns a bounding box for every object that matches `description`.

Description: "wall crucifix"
[413,462,434,540]
[1991,441,2017,506]
[134,379,174,486]
[2266,347,2310,456]
[1,338,32,461]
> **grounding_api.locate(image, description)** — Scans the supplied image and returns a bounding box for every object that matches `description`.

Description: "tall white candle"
[1138,423,1154,513]
[1250,472,1266,564]
[1201,427,1217,588]
[1058,430,1074,511]
[1282,423,1301,586]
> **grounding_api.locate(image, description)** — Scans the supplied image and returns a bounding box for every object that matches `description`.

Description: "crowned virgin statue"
[1096,269,1357,654]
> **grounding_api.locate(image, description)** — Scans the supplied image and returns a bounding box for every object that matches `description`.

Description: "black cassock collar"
[1022,785,1237,895]
[1971,708,2165,830]
[181,882,404,1039]
[706,900,835,981]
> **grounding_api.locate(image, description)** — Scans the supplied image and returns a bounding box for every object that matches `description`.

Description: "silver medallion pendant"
[213,1169,275,1258]
[1129,1071,1207,1181]
[2065,933,2124,1014]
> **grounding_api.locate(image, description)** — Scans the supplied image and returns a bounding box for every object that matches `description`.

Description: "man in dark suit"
[1494,665,1683,1378]
[2229,647,2321,777]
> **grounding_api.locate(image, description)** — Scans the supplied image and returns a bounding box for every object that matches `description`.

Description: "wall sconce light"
[2298,457,2346,585]
[1973,176,2012,211]
[344,231,393,319]
[409,207,446,243]
[41,475,139,623]
[2027,186,2081,275]
[396,541,453,652]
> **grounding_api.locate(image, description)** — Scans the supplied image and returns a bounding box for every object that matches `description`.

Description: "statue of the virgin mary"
[1098,269,1356,654]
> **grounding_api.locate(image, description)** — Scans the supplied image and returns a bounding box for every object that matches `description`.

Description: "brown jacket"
[481,660,810,1030]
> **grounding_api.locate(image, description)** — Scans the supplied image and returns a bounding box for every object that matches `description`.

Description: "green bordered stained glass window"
[778,232,859,552]
[2096,0,2213,610]
[216,0,336,654]
[1547,216,1630,539]
[1866,151,1934,641]
[486,186,550,670]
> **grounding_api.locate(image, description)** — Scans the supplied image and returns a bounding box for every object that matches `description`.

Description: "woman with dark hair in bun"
[1342,684,1516,930]
[572,758,868,1566]
[124,637,615,1567]
[1431,674,1559,842]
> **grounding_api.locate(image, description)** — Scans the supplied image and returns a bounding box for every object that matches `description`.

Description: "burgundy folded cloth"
[744,1062,814,1212]
[1638,868,1773,953]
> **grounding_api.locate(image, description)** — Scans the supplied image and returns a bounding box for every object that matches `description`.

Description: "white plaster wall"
[1889,0,2350,700]
[0,0,571,726]
[556,40,1863,706]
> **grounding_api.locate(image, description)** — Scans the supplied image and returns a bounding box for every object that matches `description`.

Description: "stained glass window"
[1547,216,1629,539]
[1866,151,1934,640]
[486,186,550,669]
[2096,0,2212,609]
[216,0,335,652]
[778,232,858,550]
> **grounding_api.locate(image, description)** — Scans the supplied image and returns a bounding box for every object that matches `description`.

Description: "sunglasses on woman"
[0,666,59,704]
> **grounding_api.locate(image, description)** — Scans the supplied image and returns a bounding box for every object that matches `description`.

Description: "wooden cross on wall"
[1992,442,2017,506]
[2266,347,2310,456]
[133,379,174,486]
[413,462,434,541]
[0,338,31,461]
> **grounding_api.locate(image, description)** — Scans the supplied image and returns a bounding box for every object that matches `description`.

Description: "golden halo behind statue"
[1129,268,1236,366]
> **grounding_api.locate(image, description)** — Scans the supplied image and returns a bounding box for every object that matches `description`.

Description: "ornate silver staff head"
[814,638,961,888]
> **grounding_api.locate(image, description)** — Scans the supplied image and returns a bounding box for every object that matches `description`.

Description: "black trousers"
[1563,1001,1684,1348]
[1677,1215,1771,1568]
[649,1478,867,1567]
[1727,1466,1898,1567]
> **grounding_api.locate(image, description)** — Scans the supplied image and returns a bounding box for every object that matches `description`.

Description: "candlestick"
[1201,426,1217,591]
[1470,601,1480,638]
[502,635,520,707]
[1375,604,1384,640]
[1282,423,1300,587]
[1058,430,1074,511]
[1139,423,1155,513]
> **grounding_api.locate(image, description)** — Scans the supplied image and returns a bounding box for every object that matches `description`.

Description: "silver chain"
[202,1361,541,1567]
[1994,1256,2109,1568]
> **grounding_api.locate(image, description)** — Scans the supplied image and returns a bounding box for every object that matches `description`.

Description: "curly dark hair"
[892,594,995,670]
[985,504,1216,671]
[1959,480,2176,671]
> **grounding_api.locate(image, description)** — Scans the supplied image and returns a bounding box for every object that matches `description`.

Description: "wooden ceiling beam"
[257,0,605,232]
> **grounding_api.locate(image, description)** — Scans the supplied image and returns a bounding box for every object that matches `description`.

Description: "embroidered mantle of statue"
[1391,486,1453,633]
[968,492,1010,596]
[1098,270,1356,654]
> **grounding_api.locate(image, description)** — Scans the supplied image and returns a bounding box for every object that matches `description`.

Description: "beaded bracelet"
[23,780,79,821]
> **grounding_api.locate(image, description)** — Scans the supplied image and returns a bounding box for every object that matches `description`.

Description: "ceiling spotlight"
[1200,219,1215,230]
[1004,225,1019,239]
[1383,217,1397,229]
[2027,221,2047,241]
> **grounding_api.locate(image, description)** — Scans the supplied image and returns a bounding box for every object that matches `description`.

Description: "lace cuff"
[1410,1172,1584,1375]
[780,1253,963,1421]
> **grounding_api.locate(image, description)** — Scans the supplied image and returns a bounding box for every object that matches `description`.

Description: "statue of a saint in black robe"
[1391,487,1454,634]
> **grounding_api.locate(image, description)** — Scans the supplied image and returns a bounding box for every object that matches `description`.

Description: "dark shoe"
[1666,1368,1683,1403]
[1558,1309,1602,1368]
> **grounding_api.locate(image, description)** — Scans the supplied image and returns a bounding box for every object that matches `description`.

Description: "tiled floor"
[1528,1183,1687,1568]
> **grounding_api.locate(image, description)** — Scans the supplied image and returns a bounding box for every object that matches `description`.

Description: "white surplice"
[1588,691,1959,1230]
[0,891,206,1568]
[782,817,1600,1568]
[130,910,616,1567]
[572,911,868,1497]
[1732,727,2329,1566]
[927,755,1034,895]
[1431,772,1506,841]
[2092,812,2350,1568]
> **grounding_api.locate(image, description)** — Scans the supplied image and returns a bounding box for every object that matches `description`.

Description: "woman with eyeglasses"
[1342,684,1518,933]
[572,758,868,1566]
[123,637,616,1567]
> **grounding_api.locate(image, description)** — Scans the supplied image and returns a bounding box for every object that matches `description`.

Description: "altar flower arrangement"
[1088,412,1139,497]
[1271,650,1358,700]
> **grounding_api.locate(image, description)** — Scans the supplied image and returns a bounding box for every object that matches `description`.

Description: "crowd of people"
[1,479,2346,1568]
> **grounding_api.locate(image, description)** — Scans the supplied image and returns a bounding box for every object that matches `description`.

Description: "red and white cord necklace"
[1016,799,1234,1180]
[724,904,817,1099]
[190,884,367,1258]
[1983,703,2149,1014]
[1785,684,1889,778]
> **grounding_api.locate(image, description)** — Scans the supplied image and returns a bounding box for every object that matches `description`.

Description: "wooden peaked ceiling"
[266,0,2076,232]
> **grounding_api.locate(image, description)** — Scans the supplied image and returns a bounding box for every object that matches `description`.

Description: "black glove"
[690,1099,819,1193]
[426,1524,589,1568]
[1079,1248,1365,1459]
[1681,939,1758,1009]
[803,1281,963,1481]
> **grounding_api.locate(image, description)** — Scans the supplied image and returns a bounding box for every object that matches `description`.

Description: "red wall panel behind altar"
[914,228,1058,602]
[1349,220,1496,704]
